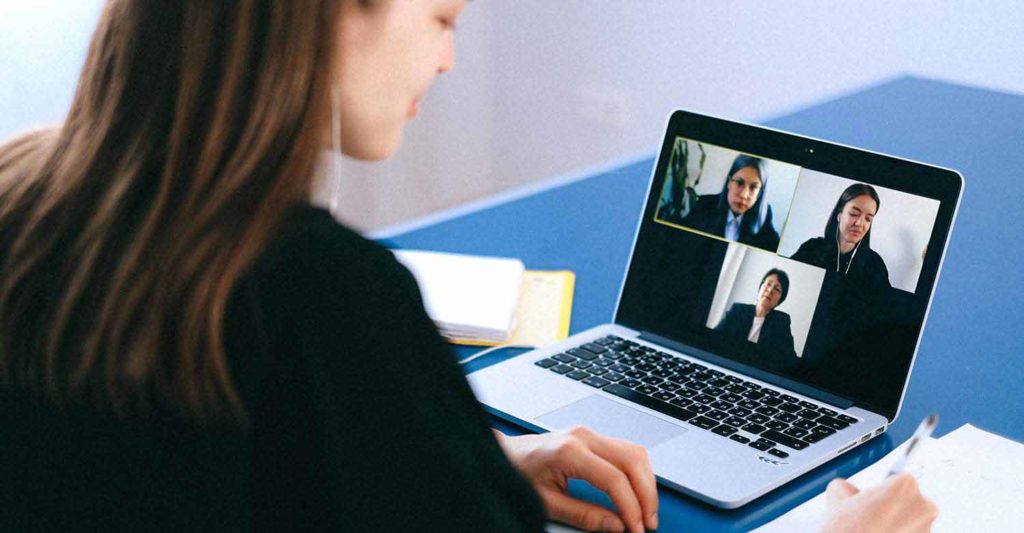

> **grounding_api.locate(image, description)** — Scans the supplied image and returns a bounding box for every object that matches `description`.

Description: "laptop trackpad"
[536,395,687,449]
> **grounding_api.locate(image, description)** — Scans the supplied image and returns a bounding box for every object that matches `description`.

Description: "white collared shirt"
[748,316,765,343]
[726,210,742,241]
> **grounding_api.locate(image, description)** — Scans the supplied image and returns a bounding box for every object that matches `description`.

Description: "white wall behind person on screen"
[707,245,825,359]
[777,170,940,293]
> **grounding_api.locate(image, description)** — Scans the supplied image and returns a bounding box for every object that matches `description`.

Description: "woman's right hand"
[821,473,939,532]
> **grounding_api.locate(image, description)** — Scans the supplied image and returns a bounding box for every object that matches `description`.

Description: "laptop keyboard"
[534,336,860,458]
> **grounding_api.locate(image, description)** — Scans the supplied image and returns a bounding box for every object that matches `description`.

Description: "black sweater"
[0,205,545,532]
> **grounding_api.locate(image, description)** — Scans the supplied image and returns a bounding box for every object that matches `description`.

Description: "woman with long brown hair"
[0,1,937,532]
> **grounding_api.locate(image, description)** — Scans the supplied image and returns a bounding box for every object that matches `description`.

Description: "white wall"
[778,169,940,293]
[3,1,1023,231]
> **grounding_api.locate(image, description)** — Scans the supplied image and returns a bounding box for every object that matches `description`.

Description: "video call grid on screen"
[618,119,959,418]
[654,136,940,298]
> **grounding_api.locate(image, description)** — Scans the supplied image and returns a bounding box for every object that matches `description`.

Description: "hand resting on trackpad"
[536,395,687,449]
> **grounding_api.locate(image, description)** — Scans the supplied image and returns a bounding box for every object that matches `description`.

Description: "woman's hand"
[494,427,658,533]
[821,473,939,532]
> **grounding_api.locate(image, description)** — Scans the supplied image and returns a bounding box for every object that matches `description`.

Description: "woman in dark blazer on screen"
[682,154,780,252]
[715,269,797,361]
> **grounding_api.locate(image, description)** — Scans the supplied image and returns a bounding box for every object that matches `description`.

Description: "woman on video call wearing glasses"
[0,1,936,531]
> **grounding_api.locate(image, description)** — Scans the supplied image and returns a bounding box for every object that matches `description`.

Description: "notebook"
[467,109,963,508]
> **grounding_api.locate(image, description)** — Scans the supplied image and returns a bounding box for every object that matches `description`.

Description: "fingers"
[576,428,659,531]
[826,478,859,506]
[540,487,626,533]
[562,443,646,533]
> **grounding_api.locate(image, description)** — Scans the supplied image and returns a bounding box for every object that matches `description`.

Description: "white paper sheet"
[755,424,1024,532]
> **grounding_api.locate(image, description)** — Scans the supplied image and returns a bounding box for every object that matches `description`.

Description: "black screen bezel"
[614,110,963,421]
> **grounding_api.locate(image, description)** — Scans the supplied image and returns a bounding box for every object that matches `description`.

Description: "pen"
[888,414,938,476]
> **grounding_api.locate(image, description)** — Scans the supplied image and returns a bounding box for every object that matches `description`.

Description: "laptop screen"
[616,111,961,421]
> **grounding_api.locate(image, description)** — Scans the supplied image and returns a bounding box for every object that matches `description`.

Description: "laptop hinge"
[639,331,855,410]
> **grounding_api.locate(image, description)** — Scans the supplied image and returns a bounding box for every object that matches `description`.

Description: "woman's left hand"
[494,426,658,533]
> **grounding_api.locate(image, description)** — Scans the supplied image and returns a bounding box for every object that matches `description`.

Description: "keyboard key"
[745,382,763,390]
[610,363,631,373]
[694,394,716,404]
[691,372,714,382]
[708,369,724,377]
[620,379,642,389]
[635,363,657,372]
[730,434,751,444]
[762,396,784,407]
[811,426,837,436]
[797,409,821,420]
[652,391,676,402]
[602,384,698,423]
[704,386,725,397]
[709,400,732,411]
[776,412,799,423]
[660,382,681,392]
[677,389,698,398]
[581,343,607,354]
[794,419,816,430]
[594,358,615,367]
[779,402,802,414]
[571,360,593,369]
[783,427,809,438]
[588,367,609,376]
[803,433,828,444]
[781,394,799,403]
[761,388,780,397]
[766,420,788,431]
[670,397,694,408]
[755,406,779,416]
[837,414,859,424]
[816,414,851,430]
[603,351,624,360]
[689,416,719,430]
[720,393,743,403]
[724,384,748,394]
[708,378,731,388]
[818,406,838,417]
[798,400,818,409]
[691,404,712,414]
[686,381,709,391]
[641,375,664,386]
[706,410,728,421]
[636,384,659,395]
[652,368,674,379]
[728,407,752,418]
[743,423,768,435]
[712,425,738,437]
[660,361,681,371]
[723,416,747,427]
[603,372,624,382]
[566,370,590,380]
[567,348,598,361]
[762,429,810,450]
[742,390,766,400]
[551,364,573,375]
[534,358,558,368]
[749,440,773,451]
[624,370,646,379]
[724,375,742,383]
[583,376,611,388]
[747,413,770,425]
[738,400,760,410]
[594,336,620,346]
[552,353,575,363]
[767,448,789,459]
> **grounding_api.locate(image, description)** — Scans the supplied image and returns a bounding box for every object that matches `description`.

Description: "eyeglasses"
[728,176,762,196]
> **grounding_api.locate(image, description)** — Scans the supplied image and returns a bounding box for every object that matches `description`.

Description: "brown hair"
[0,0,343,422]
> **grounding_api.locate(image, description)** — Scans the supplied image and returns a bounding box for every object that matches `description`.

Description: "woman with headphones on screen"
[0,1,935,531]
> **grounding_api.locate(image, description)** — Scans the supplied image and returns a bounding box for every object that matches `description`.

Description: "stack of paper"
[393,249,574,347]
[756,424,1024,531]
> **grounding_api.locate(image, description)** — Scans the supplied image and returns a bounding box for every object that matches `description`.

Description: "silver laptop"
[467,110,963,508]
